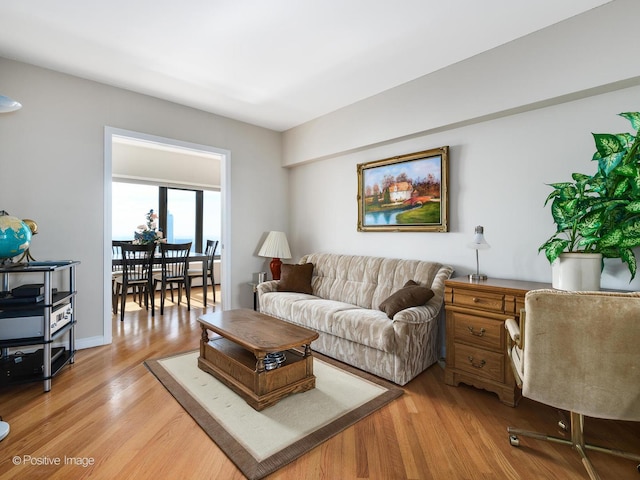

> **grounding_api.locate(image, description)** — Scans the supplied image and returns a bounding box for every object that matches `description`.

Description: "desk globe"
[0,211,31,261]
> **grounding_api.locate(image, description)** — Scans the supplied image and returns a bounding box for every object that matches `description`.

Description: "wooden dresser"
[443,276,550,406]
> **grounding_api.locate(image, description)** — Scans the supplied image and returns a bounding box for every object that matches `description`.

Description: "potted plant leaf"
[539,111,640,289]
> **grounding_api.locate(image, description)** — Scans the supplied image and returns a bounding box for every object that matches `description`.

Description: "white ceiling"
[0,0,611,131]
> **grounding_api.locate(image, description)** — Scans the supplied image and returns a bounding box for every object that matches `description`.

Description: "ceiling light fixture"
[0,95,22,113]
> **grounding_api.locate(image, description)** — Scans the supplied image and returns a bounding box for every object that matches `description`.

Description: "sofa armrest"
[392,303,440,324]
[257,280,278,296]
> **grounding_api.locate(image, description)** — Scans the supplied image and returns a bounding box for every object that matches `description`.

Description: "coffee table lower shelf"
[198,336,316,411]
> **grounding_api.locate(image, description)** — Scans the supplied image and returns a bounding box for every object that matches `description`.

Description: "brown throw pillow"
[277,263,314,294]
[379,280,434,319]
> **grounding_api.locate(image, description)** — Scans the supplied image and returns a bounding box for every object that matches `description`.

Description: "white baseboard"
[75,336,109,350]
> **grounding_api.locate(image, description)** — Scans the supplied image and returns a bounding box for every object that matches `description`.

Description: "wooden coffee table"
[197,308,319,410]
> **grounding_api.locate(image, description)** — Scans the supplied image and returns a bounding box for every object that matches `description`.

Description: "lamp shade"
[0,95,22,113]
[258,231,291,259]
[467,225,490,250]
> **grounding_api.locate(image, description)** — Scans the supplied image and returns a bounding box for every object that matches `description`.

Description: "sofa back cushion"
[299,253,449,310]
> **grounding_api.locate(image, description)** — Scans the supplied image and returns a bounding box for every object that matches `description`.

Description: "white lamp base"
[0,421,9,441]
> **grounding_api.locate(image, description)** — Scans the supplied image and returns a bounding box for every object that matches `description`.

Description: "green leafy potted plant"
[539,111,640,288]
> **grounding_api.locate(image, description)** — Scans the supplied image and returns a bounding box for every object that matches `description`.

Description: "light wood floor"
[0,288,638,480]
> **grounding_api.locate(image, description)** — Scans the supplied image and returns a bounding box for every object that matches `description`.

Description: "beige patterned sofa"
[257,252,454,385]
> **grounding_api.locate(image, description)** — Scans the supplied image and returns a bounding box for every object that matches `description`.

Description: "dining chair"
[113,242,155,322]
[187,239,219,304]
[505,289,640,480]
[154,242,192,315]
[111,241,124,314]
[112,241,139,315]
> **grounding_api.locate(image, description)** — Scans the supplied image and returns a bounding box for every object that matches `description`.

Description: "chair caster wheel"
[509,435,520,447]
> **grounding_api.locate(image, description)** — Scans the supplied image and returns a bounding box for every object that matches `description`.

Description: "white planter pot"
[551,252,602,291]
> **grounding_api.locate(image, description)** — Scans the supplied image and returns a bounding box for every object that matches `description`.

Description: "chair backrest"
[112,240,134,271]
[204,240,219,271]
[159,242,192,280]
[112,241,124,273]
[521,289,640,421]
[121,242,155,283]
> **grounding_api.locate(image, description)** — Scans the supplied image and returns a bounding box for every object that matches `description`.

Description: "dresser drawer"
[452,312,504,351]
[453,343,504,382]
[454,290,504,314]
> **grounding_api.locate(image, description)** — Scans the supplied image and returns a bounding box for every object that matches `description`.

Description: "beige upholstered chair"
[505,289,640,480]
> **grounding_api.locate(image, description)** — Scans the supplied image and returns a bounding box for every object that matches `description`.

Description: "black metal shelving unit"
[0,260,79,392]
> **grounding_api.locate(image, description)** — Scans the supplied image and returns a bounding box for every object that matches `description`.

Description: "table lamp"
[468,225,490,281]
[258,231,291,280]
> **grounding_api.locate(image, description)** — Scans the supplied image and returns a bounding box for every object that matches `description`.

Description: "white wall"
[288,85,640,291]
[0,57,286,347]
[285,0,640,292]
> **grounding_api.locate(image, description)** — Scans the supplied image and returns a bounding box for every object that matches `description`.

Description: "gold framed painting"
[357,147,449,232]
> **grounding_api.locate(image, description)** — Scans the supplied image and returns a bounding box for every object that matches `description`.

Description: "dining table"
[112,251,211,306]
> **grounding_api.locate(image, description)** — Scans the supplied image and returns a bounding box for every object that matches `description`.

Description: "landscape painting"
[357,147,449,232]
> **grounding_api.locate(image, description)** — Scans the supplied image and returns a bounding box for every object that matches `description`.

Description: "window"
[112,183,158,241]
[166,188,196,244]
[112,181,220,253]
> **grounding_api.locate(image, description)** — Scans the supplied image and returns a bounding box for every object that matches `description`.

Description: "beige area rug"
[145,350,403,480]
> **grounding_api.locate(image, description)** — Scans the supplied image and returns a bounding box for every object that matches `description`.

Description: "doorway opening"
[103,127,231,344]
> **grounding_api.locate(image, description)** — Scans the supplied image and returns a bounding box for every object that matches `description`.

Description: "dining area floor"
[112,285,221,323]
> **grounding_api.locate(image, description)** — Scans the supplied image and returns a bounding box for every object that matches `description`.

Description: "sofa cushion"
[299,253,446,310]
[260,291,318,320]
[306,254,381,308]
[378,280,434,319]
[277,263,314,294]
[290,298,360,334]
[332,308,396,352]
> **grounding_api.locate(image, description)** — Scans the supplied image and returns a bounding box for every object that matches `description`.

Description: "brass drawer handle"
[473,297,480,303]
[467,356,486,369]
[467,326,486,337]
